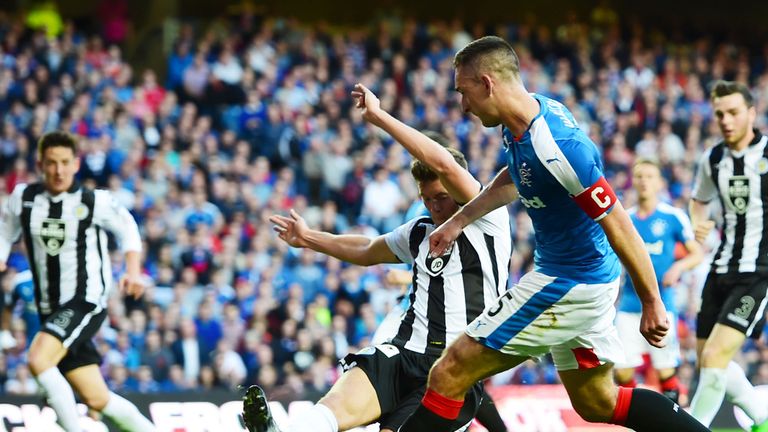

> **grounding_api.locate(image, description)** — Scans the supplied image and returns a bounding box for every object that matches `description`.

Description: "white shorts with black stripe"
[466,270,625,371]
[41,299,106,372]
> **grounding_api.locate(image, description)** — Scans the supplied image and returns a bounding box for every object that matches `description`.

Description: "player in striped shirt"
[0,132,155,431]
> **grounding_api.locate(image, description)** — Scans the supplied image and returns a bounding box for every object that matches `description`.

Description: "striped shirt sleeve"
[93,190,142,253]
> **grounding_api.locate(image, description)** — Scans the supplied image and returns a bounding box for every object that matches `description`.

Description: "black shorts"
[40,299,106,374]
[340,344,482,431]
[697,272,768,339]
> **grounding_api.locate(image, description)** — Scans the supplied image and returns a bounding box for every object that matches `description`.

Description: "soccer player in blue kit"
[614,159,703,402]
[398,36,709,432]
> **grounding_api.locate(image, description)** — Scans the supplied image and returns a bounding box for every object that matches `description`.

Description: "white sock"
[36,367,83,432]
[287,403,339,432]
[690,367,727,427]
[101,392,157,431]
[725,361,768,424]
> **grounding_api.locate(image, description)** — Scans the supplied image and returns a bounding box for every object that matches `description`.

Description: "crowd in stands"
[2,2,768,406]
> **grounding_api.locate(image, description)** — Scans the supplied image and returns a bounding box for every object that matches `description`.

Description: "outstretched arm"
[429,167,517,257]
[270,209,400,266]
[352,83,480,203]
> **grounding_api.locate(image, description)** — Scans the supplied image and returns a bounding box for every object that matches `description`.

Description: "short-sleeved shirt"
[619,203,694,313]
[502,94,620,284]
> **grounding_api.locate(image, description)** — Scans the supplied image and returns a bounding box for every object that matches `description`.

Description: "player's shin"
[101,392,157,431]
[400,387,480,432]
[36,367,84,432]
[286,403,338,432]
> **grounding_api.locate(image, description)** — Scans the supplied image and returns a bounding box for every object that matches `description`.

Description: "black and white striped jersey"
[384,207,511,355]
[0,182,142,315]
[692,131,768,275]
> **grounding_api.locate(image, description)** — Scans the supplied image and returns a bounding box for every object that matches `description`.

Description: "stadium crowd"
[2,1,768,407]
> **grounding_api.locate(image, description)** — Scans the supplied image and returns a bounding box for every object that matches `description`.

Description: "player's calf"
[610,387,709,431]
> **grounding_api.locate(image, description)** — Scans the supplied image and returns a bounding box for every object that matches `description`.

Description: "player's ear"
[481,74,493,95]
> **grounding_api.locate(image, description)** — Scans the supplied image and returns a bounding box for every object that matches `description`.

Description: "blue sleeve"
[559,138,605,189]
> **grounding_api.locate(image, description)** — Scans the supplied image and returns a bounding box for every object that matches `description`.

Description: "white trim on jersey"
[656,202,695,242]
[528,117,586,196]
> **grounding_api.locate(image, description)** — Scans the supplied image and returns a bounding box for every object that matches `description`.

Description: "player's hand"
[269,209,309,248]
[661,264,683,287]
[429,218,462,258]
[351,83,383,125]
[119,274,146,300]
[640,300,669,348]
[0,261,6,272]
[693,220,715,243]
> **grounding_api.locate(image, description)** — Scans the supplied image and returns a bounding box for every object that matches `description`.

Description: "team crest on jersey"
[727,176,750,215]
[651,219,667,236]
[74,203,90,220]
[519,162,533,187]
[40,218,66,256]
[424,248,453,277]
[758,158,768,175]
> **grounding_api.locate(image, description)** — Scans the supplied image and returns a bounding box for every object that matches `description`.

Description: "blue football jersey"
[618,203,694,313]
[503,94,620,283]
[11,269,40,343]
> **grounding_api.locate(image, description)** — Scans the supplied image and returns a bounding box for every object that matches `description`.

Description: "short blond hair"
[454,36,520,82]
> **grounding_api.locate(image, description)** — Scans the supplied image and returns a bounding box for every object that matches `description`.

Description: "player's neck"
[637,197,658,216]
[727,128,755,153]
[500,88,540,137]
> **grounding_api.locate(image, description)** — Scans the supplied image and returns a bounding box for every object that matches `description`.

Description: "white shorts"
[466,270,625,371]
[614,310,680,369]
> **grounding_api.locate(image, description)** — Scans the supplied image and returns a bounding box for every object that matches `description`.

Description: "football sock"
[36,367,83,432]
[287,403,338,432]
[101,392,157,431]
[689,367,727,427]
[660,374,680,403]
[474,392,507,432]
[611,387,709,431]
[725,361,768,424]
[399,389,464,431]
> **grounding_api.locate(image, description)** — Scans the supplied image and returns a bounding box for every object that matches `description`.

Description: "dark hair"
[37,131,78,158]
[410,131,468,183]
[710,80,753,107]
[453,36,520,81]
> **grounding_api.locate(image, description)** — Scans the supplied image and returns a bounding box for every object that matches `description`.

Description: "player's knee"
[613,368,635,385]
[315,395,345,424]
[699,344,734,368]
[27,349,55,375]
[84,392,110,412]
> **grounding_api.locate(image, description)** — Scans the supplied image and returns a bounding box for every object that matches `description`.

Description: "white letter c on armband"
[591,187,611,208]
